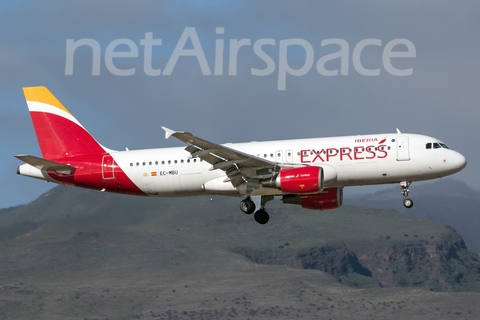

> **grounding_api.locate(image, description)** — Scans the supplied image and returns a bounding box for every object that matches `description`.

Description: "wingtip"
[161,126,176,139]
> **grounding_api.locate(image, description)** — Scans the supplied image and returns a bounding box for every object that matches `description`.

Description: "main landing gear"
[239,195,274,224]
[400,181,414,208]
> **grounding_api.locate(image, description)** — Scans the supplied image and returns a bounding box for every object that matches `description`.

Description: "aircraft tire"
[240,198,256,214]
[403,198,413,208]
[254,209,269,224]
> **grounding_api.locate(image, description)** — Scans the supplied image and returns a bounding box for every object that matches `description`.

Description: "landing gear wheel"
[240,198,256,214]
[400,181,413,209]
[403,198,413,208]
[254,209,270,224]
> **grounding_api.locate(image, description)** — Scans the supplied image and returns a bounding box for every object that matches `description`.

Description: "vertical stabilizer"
[23,86,107,160]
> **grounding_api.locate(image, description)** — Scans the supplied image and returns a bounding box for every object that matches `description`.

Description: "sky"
[1,1,479,209]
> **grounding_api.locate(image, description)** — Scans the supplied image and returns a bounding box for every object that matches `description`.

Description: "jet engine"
[261,166,323,194]
[282,187,343,210]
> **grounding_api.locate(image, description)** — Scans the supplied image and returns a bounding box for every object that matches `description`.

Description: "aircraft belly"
[354,162,379,184]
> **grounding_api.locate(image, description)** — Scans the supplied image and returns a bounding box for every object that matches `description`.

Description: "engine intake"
[261,166,324,194]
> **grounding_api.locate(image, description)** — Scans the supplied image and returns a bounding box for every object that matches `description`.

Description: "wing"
[162,127,280,187]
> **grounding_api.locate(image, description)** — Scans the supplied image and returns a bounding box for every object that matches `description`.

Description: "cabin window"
[130,163,133,167]
[168,160,171,164]
[181,159,184,163]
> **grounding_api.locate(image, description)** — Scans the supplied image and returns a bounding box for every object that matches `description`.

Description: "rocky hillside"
[345,179,480,253]
[232,228,480,291]
[1,185,480,319]
[1,185,479,292]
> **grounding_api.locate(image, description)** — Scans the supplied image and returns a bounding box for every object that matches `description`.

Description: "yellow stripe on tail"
[23,86,72,115]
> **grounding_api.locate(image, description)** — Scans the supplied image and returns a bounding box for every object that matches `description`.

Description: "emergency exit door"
[102,155,115,180]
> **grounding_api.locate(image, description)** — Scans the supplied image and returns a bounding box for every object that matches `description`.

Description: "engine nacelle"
[261,166,323,194]
[282,187,343,210]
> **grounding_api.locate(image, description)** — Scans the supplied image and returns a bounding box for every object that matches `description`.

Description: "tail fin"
[23,86,108,160]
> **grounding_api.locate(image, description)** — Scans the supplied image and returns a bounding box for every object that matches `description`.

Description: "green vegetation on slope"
[0,186,479,319]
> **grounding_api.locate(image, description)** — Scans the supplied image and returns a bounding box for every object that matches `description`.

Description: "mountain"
[345,179,480,253]
[1,185,480,319]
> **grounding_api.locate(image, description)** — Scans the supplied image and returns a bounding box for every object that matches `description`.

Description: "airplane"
[15,86,467,224]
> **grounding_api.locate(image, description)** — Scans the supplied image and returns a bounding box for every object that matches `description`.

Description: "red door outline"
[102,155,115,180]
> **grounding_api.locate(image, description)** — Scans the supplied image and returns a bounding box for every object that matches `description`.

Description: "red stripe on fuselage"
[47,153,146,196]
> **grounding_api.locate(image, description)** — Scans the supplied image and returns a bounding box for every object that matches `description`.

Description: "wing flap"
[162,127,279,188]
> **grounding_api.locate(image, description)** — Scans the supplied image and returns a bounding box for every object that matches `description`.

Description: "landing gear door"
[396,136,410,161]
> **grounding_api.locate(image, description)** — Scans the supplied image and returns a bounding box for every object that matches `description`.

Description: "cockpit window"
[427,142,449,149]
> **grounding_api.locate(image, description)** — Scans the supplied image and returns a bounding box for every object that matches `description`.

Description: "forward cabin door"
[396,136,410,161]
[102,155,115,180]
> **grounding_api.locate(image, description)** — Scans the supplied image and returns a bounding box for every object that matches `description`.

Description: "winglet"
[161,126,176,139]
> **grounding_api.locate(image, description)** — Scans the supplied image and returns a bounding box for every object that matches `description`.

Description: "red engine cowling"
[262,166,324,194]
[282,187,343,210]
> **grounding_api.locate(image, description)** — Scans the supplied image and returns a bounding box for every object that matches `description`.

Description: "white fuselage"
[110,133,466,197]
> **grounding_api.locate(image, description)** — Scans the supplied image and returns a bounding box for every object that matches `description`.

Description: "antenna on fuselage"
[396,128,402,134]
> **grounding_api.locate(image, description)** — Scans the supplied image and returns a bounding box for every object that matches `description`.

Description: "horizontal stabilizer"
[14,154,76,172]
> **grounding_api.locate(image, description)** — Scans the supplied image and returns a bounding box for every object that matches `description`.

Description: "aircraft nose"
[454,152,467,171]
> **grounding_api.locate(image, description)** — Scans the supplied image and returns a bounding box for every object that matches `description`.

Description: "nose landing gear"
[400,181,414,208]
